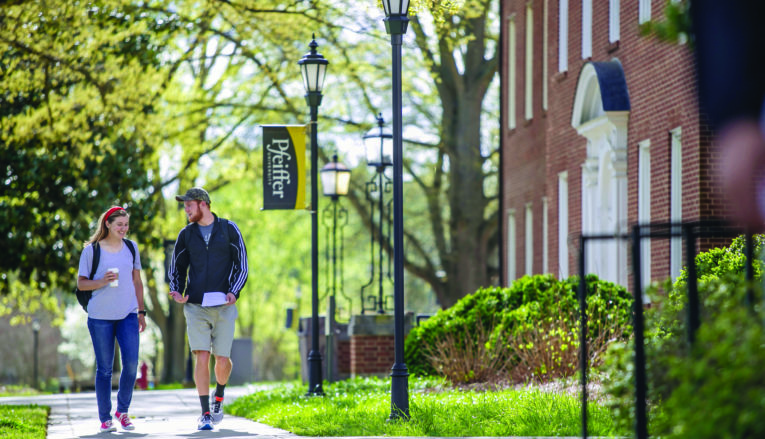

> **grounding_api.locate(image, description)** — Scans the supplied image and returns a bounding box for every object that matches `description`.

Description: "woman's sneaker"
[210,396,224,424]
[198,412,214,431]
[100,419,117,432]
[114,411,135,431]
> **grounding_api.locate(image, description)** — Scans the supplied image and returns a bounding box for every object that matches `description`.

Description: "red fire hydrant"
[136,362,149,390]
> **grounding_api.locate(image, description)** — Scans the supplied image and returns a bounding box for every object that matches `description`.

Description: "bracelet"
[138,310,147,315]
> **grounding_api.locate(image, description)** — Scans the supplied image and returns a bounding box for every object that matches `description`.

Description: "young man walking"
[168,187,248,431]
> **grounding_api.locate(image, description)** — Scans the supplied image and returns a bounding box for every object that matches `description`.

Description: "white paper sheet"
[201,292,228,307]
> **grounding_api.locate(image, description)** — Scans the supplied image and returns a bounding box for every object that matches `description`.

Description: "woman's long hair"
[85,206,129,246]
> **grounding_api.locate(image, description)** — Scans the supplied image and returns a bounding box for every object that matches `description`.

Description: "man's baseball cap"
[175,187,211,204]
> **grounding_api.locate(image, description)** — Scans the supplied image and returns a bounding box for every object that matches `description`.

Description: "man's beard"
[188,211,202,223]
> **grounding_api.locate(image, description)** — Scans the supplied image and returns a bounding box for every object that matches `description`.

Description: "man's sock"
[215,383,226,400]
[200,395,210,415]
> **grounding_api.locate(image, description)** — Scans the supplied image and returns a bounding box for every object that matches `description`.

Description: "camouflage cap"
[175,187,211,204]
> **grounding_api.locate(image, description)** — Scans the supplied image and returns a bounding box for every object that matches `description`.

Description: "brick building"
[500,0,724,287]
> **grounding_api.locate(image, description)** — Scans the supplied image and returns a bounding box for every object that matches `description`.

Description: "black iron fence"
[577,219,754,439]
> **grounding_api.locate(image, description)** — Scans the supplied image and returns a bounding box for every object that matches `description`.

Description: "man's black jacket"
[168,214,248,304]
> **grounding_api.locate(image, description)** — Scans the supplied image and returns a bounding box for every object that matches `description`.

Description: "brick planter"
[348,313,413,378]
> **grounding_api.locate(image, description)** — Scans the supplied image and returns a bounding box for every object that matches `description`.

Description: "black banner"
[262,125,306,210]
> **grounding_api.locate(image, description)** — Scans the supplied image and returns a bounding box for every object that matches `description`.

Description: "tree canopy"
[0,0,174,319]
[1,0,499,378]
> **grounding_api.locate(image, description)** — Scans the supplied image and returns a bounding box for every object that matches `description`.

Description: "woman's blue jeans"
[87,313,139,422]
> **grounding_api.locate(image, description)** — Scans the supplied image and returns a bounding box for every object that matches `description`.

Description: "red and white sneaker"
[114,411,135,431]
[100,419,117,432]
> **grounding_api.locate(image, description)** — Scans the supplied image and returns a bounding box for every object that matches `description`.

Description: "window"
[558,0,568,72]
[558,172,569,279]
[670,127,682,279]
[507,209,517,282]
[543,0,548,110]
[639,0,651,24]
[525,3,534,120]
[609,0,620,43]
[508,15,517,129]
[638,140,651,288]
[582,0,592,59]
[542,196,549,274]
[525,203,534,275]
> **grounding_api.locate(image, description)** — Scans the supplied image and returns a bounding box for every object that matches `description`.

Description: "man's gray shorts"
[183,303,238,357]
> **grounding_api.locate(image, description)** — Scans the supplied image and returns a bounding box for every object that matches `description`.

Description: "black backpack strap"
[123,238,136,266]
[89,242,101,280]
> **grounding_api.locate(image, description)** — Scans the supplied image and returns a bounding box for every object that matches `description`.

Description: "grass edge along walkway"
[0,404,49,439]
[228,376,626,437]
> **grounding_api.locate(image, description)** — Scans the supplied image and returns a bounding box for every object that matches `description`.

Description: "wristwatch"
[138,310,147,316]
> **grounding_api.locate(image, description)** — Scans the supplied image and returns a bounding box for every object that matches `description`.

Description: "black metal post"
[360,181,377,313]
[577,238,588,439]
[360,113,393,315]
[339,209,347,312]
[360,170,392,314]
[377,170,386,313]
[630,225,648,439]
[307,94,324,396]
[326,198,338,382]
[683,224,699,345]
[386,13,410,421]
[298,35,328,395]
[325,196,350,324]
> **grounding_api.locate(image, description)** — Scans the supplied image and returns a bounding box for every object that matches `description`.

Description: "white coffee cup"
[108,268,119,287]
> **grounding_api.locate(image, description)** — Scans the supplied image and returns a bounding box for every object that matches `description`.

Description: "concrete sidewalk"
[0,385,296,438]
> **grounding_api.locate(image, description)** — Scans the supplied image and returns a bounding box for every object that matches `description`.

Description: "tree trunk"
[144,266,188,384]
[439,88,491,308]
[425,11,495,308]
[160,303,189,384]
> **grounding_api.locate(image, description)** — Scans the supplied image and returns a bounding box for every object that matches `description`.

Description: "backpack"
[74,239,136,312]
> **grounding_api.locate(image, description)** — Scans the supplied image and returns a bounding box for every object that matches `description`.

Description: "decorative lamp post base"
[389,363,410,420]
[306,350,324,396]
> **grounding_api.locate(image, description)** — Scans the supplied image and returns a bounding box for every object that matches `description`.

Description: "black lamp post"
[380,0,410,421]
[298,34,328,396]
[32,318,40,389]
[320,155,351,382]
[361,114,393,314]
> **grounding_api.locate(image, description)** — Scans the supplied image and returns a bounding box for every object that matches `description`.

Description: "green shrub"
[602,234,765,436]
[405,274,633,383]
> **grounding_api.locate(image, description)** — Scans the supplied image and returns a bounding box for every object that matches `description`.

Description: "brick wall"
[500,0,734,289]
[338,339,351,374]
[350,335,394,377]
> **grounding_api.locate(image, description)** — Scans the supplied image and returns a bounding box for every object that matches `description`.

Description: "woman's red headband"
[104,207,125,222]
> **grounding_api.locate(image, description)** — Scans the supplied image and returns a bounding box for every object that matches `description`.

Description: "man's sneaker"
[100,419,117,432]
[197,412,214,431]
[114,411,135,431]
[210,396,224,424]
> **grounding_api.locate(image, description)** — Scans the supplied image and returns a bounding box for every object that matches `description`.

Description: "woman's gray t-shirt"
[78,240,142,320]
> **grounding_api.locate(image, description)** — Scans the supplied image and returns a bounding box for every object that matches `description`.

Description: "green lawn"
[228,376,626,437]
[0,405,48,439]
[152,382,187,390]
[0,385,47,398]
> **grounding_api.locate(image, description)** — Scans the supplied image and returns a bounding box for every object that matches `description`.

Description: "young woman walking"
[77,206,146,432]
